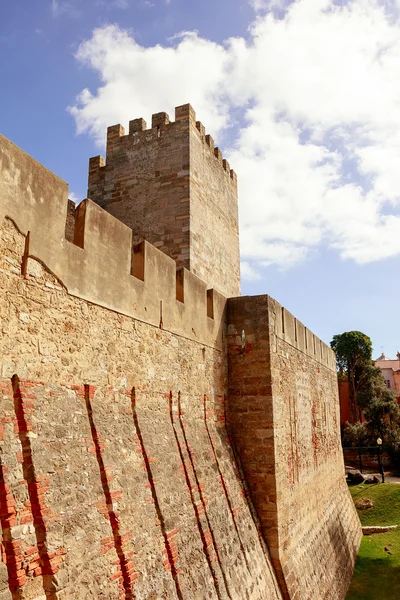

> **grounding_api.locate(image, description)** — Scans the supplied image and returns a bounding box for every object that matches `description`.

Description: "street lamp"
[377,438,385,483]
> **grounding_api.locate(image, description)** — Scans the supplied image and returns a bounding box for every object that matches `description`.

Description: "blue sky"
[1,0,400,358]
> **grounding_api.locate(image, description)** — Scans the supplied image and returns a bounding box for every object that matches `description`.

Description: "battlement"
[87,103,241,298]
[228,295,336,372]
[270,298,336,370]
[89,104,237,186]
[0,134,226,349]
[0,132,333,364]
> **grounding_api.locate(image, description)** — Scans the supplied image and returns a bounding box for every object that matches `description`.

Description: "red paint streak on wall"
[169,392,223,600]
[83,385,136,600]
[12,376,65,599]
[203,395,250,571]
[177,393,232,600]
[131,389,183,600]
[0,460,25,599]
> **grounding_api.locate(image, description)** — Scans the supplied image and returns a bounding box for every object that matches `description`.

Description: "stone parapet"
[89,105,236,186]
[0,134,226,350]
[228,294,336,371]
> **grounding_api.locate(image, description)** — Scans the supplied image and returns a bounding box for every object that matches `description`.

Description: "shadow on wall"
[84,385,136,599]
[131,388,183,600]
[168,391,225,600]
[327,509,355,599]
[12,375,58,599]
[0,376,282,599]
[0,450,21,598]
[203,394,250,572]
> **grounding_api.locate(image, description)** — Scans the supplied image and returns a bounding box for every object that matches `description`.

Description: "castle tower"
[87,104,241,298]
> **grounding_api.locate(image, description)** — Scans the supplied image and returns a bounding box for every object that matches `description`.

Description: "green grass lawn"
[346,483,400,600]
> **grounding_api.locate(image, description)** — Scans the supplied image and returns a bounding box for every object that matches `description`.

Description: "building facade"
[375,352,400,402]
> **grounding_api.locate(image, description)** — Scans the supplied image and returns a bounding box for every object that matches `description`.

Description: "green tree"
[358,364,400,439]
[330,331,372,422]
[342,421,368,447]
[341,364,400,464]
[332,331,400,464]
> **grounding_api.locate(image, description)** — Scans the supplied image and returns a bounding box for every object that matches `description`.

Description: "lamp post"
[377,438,385,483]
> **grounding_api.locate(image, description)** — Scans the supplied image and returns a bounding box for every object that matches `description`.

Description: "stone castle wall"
[227,296,362,600]
[0,130,361,600]
[87,105,240,298]
[0,134,226,352]
[0,217,282,600]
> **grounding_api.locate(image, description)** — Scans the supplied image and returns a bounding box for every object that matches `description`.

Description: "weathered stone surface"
[227,295,362,600]
[0,116,362,600]
[0,217,280,599]
[0,133,227,352]
[87,104,240,298]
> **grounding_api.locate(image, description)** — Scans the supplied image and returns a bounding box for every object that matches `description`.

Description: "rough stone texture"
[227,296,362,600]
[0,218,281,600]
[87,105,240,299]
[0,134,227,352]
[0,127,362,599]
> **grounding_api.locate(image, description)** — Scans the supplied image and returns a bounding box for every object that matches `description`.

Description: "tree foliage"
[342,421,368,447]
[331,331,373,421]
[333,330,400,464]
[360,365,400,438]
[331,331,372,374]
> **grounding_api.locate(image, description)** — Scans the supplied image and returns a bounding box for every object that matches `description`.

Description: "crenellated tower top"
[87,104,241,298]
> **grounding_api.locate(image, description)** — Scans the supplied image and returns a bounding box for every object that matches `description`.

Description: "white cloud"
[69,0,400,271]
[250,0,286,12]
[68,192,81,204]
[69,27,229,142]
[241,261,262,281]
